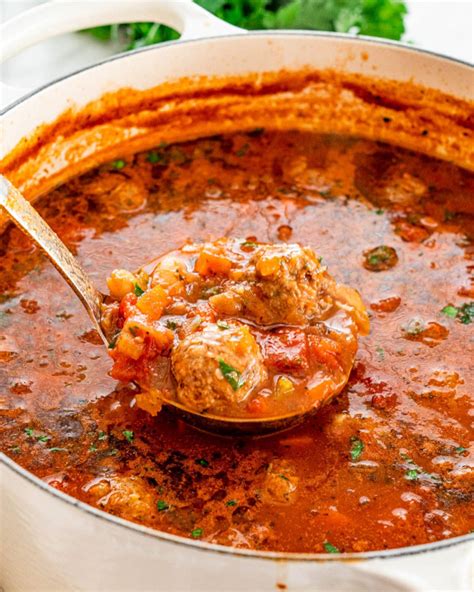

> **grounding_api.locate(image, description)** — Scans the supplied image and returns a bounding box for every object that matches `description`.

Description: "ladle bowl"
[0,174,333,436]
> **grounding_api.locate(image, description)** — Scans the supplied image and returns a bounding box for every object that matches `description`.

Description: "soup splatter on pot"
[0,131,472,553]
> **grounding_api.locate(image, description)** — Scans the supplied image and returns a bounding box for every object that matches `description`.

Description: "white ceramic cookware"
[0,1,472,590]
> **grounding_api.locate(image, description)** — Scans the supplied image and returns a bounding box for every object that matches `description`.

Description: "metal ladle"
[0,175,327,436]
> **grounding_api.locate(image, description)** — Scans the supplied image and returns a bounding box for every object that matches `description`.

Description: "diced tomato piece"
[262,329,309,375]
[119,293,138,320]
[246,396,269,415]
[307,335,342,372]
[110,353,140,383]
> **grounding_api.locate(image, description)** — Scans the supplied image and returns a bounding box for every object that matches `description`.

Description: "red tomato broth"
[0,131,473,553]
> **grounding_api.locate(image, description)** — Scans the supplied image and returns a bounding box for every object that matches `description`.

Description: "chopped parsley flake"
[455,446,466,454]
[147,151,164,164]
[10,446,21,454]
[441,302,474,325]
[226,500,237,507]
[111,159,125,169]
[157,500,169,511]
[235,143,249,157]
[195,458,209,467]
[122,430,134,443]
[134,283,145,296]
[405,469,419,481]
[441,305,458,318]
[323,542,340,554]
[191,528,203,538]
[218,359,245,391]
[375,345,385,360]
[24,427,50,442]
[98,431,107,441]
[350,437,364,461]
[217,320,230,330]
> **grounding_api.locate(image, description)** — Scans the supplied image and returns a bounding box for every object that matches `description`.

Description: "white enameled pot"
[0,2,473,591]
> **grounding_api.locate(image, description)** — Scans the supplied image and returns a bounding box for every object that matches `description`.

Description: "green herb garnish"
[111,159,125,170]
[441,305,457,318]
[405,469,419,481]
[195,458,209,467]
[157,500,169,511]
[235,143,249,157]
[350,437,364,461]
[455,446,466,454]
[191,528,203,539]
[323,542,340,554]
[108,336,118,349]
[24,427,50,442]
[147,151,164,164]
[364,245,398,271]
[134,283,145,297]
[217,320,230,330]
[241,241,258,249]
[10,446,21,454]
[98,431,107,441]
[375,345,385,360]
[85,1,407,53]
[123,430,134,443]
[226,500,237,507]
[218,359,245,391]
[441,302,474,325]
[166,320,177,330]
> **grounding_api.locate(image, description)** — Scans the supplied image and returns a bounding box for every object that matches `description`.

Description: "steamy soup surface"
[1,131,473,553]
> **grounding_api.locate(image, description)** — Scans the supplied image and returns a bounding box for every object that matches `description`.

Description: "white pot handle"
[0,0,243,107]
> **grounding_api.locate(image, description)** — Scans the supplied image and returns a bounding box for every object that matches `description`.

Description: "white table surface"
[0,0,472,94]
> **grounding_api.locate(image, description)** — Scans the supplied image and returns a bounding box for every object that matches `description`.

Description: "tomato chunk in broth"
[0,131,472,553]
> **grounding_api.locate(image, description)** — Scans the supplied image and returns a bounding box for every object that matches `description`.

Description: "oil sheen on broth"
[0,131,473,553]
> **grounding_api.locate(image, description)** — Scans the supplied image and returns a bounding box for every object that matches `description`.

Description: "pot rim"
[1,29,472,118]
[1,30,472,561]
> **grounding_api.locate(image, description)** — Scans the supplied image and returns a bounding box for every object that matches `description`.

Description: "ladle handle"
[0,175,107,345]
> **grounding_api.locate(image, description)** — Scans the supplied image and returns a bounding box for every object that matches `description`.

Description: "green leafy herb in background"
[84,0,407,51]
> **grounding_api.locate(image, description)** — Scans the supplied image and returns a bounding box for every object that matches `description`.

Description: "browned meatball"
[210,243,335,325]
[171,322,267,414]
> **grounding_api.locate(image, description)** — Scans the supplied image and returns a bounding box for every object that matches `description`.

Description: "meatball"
[86,476,155,522]
[171,322,267,414]
[227,243,334,325]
